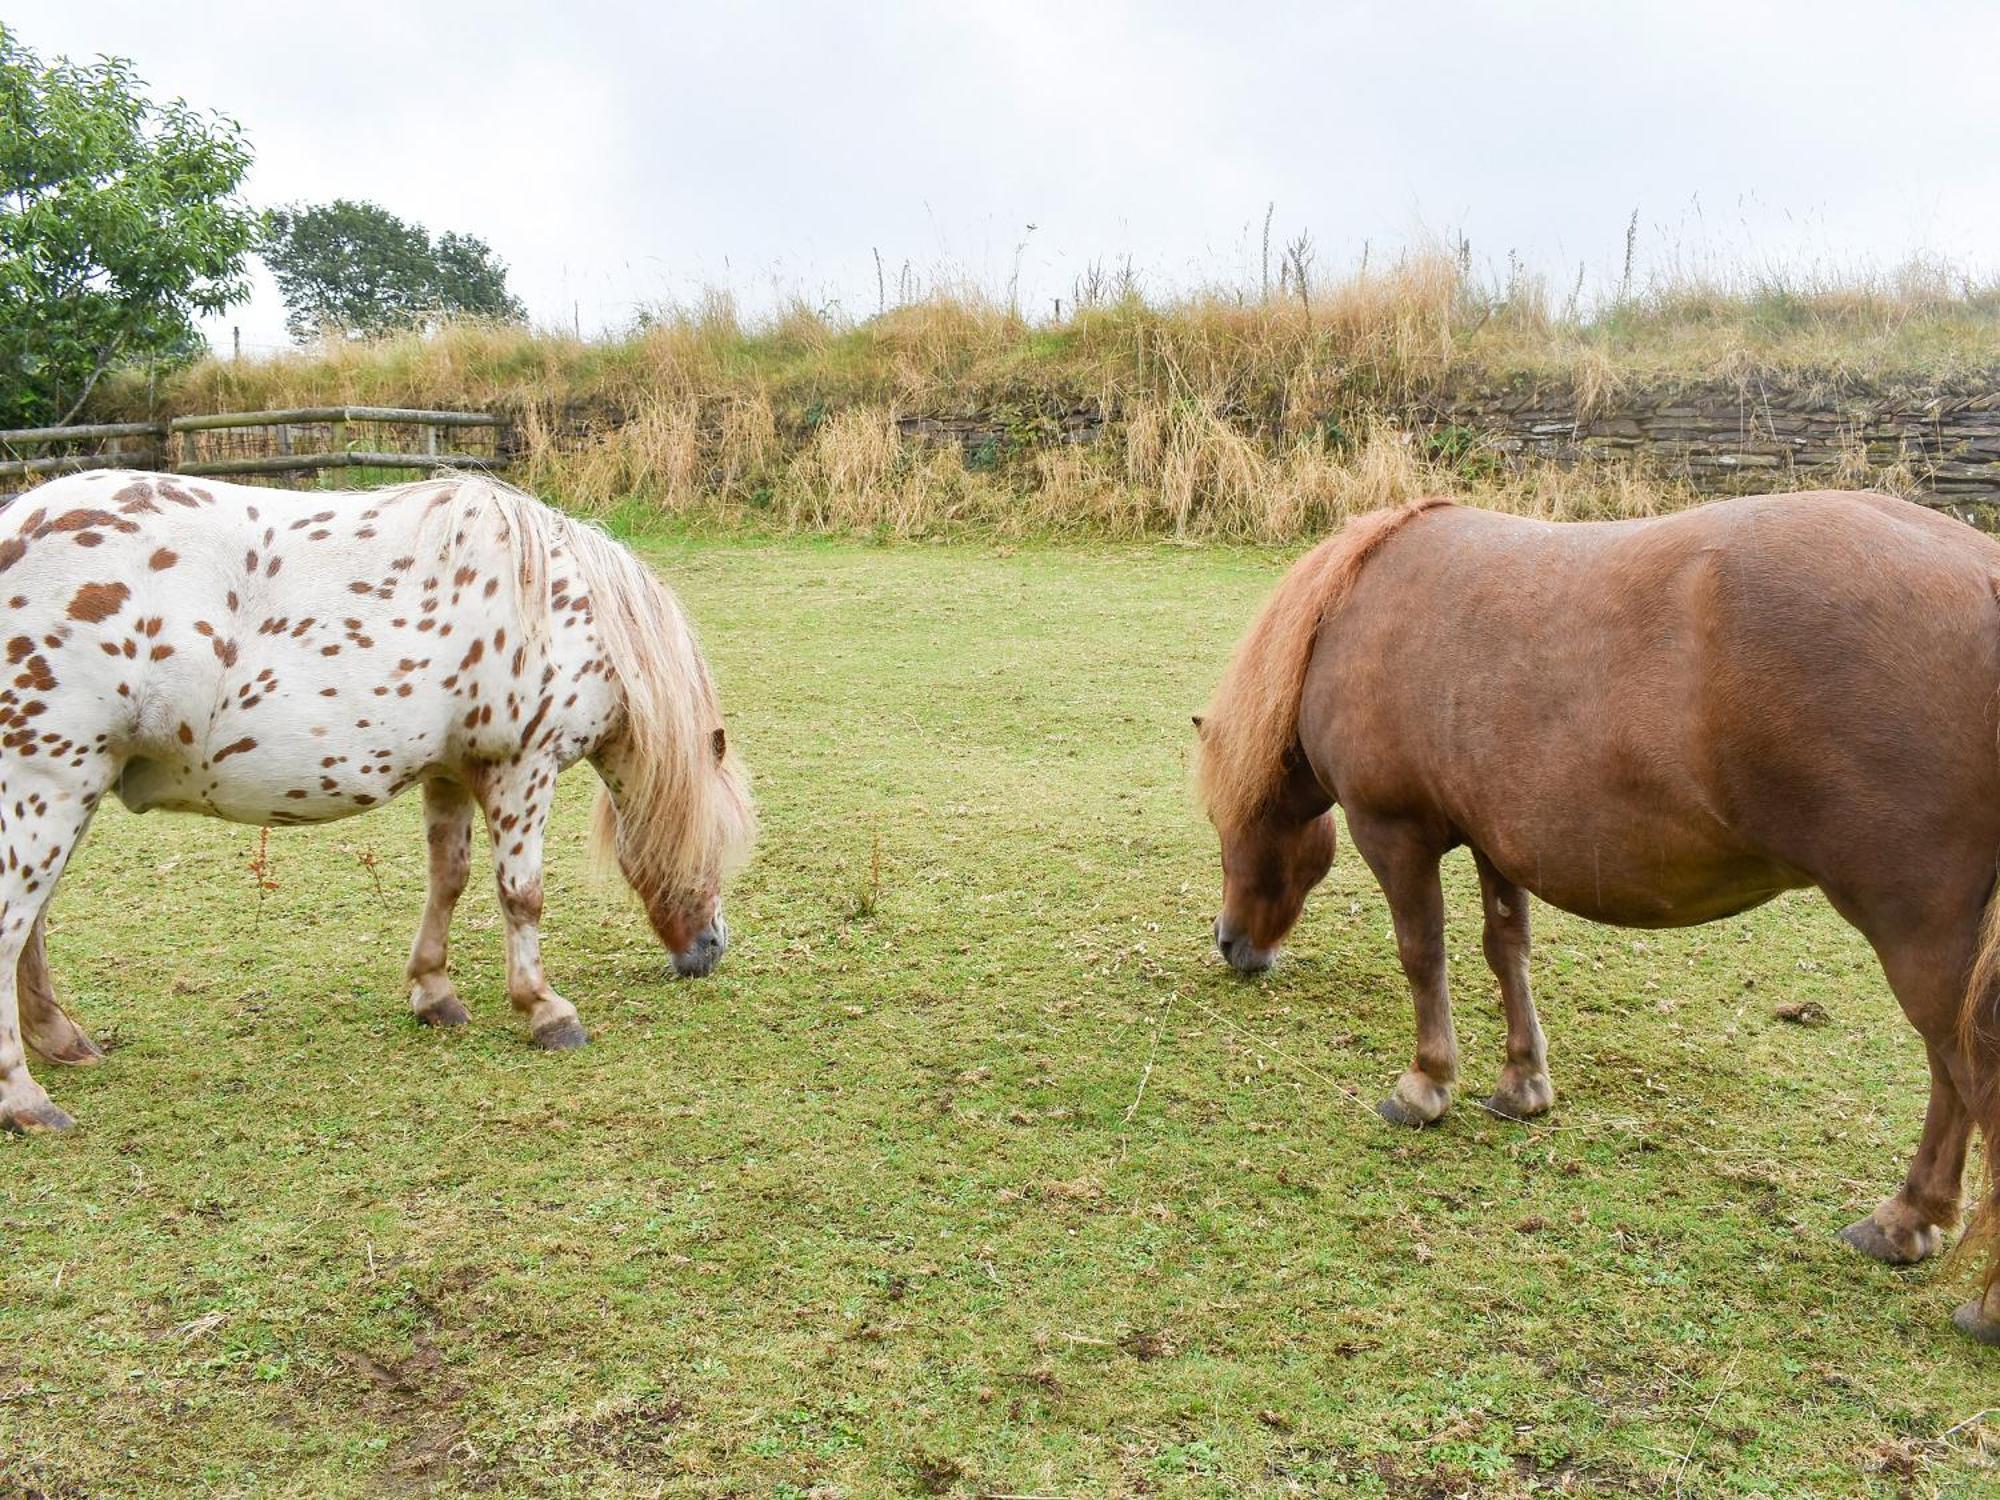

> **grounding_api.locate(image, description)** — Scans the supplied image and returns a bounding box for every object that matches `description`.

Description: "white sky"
[20,1,2000,353]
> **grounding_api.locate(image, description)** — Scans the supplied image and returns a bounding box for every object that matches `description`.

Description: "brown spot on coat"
[67,582,130,623]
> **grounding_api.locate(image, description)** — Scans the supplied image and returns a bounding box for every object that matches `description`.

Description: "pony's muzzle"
[1214,917,1274,976]
[673,915,729,979]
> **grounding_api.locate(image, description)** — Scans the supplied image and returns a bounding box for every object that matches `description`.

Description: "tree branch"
[54,352,113,427]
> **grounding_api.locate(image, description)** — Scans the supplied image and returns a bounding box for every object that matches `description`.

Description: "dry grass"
[88,248,2000,542]
[506,390,1699,542]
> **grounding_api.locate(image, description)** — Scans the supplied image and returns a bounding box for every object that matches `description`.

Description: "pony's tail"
[1957,874,2000,1309]
[1195,498,1450,832]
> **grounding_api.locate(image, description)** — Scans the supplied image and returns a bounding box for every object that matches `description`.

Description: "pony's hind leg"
[1839,1043,1970,1265]
[19,913,102,1066]
[471,756,587,1051]
[406,779,474,1028]
[0,761,106,1132]
[1347,811,1458,1127]
[1473,851,1553,1120]
[1837,914,1983,1268]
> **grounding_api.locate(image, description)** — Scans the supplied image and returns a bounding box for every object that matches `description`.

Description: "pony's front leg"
[473,757,586,1051]
[406,779,474,1028]
[1348,812,1458,1127]
[19,914,103,1066]
[1473,852,1553,1120]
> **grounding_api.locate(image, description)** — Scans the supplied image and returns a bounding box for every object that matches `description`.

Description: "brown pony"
[1195,490,2000,1345]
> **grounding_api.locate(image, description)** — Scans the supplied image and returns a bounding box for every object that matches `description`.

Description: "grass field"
[3,529,1997,1497]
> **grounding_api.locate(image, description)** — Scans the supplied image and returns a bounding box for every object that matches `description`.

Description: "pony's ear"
[1191,714,1206,735]
[711,726,727,763]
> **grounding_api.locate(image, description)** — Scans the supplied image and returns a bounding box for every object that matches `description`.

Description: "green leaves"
[0,25,255,425]
[260,199,526,342]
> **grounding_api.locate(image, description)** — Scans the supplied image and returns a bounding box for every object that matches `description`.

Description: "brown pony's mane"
[1196,498,1452,831]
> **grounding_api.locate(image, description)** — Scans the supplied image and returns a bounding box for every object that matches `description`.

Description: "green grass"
[2,532,1996,1497]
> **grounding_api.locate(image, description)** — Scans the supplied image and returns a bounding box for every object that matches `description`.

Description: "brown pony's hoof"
[1376,1095,1439,1129]
[1839,1214,1943,1266]
[416,996,471,1028]
[532,1016,590,1051]
[1,1098,76,1134]
[1952,1300,2000,1347]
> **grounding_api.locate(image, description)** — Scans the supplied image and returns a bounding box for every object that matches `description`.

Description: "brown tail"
[1959,880,2000,1296]
[1195,498,1451,832]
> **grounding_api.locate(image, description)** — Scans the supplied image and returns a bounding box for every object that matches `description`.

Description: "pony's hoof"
[532,1017,590,1051]
[1,1098,75,1134]
[1376,1095,1438,1129]
[1839,1214,1942,1265]
[416,996,471,1028]
[41,1034,104,1067]
[1483,1076,1554,1121]
[1952,1299,2000,1347]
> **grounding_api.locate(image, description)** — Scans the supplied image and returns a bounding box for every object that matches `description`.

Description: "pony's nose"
[1215,917,1273,976]
[673,916,729,979]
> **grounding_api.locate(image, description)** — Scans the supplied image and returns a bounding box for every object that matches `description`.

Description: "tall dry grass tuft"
[520,398,705,513]
[777,407,987,535]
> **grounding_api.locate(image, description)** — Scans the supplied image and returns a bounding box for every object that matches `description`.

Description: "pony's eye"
[711,727,727,762]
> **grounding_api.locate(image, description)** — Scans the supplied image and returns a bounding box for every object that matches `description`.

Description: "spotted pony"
[0,469,754,1132]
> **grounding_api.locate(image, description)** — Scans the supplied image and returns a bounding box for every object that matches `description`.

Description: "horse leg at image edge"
[406,778,475,1028]
[0,759,105,1132]
[1473,851,1554,1120]
[473,756,587,1050]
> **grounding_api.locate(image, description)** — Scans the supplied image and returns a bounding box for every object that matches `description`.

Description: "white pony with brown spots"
[0,469,754,1132]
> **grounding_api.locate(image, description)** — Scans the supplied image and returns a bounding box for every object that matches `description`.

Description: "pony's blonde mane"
[430,476,754,900]
[1196,499,1451,831]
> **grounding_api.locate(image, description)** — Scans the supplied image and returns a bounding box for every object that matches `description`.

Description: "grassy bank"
[82,252,2000,541]
[2,530,1995,1496]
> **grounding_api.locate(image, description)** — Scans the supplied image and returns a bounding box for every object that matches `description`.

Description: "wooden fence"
[0,407,505,486]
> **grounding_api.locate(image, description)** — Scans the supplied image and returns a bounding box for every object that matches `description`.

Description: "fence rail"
[0,406,505,483]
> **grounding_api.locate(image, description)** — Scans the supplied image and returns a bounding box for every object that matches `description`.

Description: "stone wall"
[881,374,2000,516]
[512,377,2000,523]
[1412,374,2000,509]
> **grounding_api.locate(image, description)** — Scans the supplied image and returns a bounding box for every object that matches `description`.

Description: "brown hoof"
[1482,1092,1545,1123]
[1,1098,76,1134]
[1952,1300,2000,1347]
[1376,1096,1437,1129]
[39,1034,105,1067]
[416,996,471,1028]
[532,1016,589,1051]
[1839,1215,1942,1266]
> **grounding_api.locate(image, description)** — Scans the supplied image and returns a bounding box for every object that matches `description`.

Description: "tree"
[261,199,525,341]
[0,27,256,426]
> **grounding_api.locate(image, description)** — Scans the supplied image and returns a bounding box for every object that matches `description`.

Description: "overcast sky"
[19,2,2000,352]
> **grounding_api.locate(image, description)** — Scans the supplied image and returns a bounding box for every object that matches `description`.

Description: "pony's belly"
[116,752,411,825]
[1499,844,1805,929]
